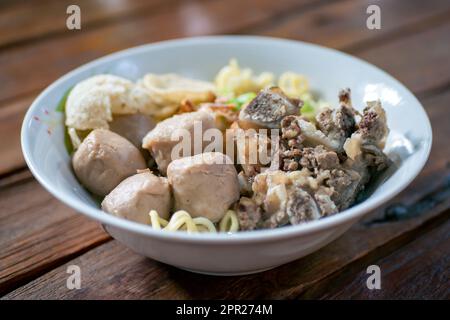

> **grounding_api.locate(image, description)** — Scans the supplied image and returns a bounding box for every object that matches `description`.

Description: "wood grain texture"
[1,0,449,299]
[0,95,32,175]
[356,22,450,96]
[0,0,172,48]
[259,1,450,95]
[0,0,318,175]
[4,203,448,300]
[259,0,450,52]
[0,170,110,295]
[4,89,450,299]
[1,0,449,176]
[0,0,317,104]
[0,0,321,294]
[317,214,450,299]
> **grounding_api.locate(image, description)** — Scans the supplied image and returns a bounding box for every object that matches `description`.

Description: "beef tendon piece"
[72,129,147,196]
[314,187,338,217]
[344,100,389,160]
[167,152,240,223]
[245,170,290,229]
[236,197,263,231]
[286,188,321,225]
[358,100,389,148]
[142,110,217,175]
[280,88,357,155]
[297,118,342,151]
[281,115,305,150]
[315,93,356,150]
[251,170,328,228]
[237,165,360,229]
[236,127,272,176]
[360,143,392,172]
[238,87,302,129]
[237,171,254,196]
[282,145,340,172]
[324,168,363,210]
[280,115,340,172]
[102,171,171,224]
[288,167,361,212]
[338,88,352,107]
[238,89,391,230]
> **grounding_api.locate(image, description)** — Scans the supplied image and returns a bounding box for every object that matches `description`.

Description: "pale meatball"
[167,152,240,222]
[72,129,147,196]
[102,171,171,224]
[142,111,217,175]
[109,113,156,149]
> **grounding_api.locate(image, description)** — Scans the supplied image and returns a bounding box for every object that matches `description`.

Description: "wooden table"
[0,0,449,300]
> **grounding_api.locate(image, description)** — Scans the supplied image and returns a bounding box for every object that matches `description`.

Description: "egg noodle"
[277,71,309,98]
[149,209,239,233]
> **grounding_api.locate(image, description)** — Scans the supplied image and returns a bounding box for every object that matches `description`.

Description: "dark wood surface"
[0,0,449,299]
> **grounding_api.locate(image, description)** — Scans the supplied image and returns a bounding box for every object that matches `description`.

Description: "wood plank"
[0,0,173,48]
[0,0,322,175]
[4,195,448,299]
[1,0,448,298]
[316,214,450,299]
[356,23,450,96]
[0,0,317,103]
[259,1,450,95]
[1,0,449,105]
[0,170,110,295]
[259,0,450,52]
[4,89,450,299]
[0,95,33,175]
[2,5,450,177]
[0,0,326,291]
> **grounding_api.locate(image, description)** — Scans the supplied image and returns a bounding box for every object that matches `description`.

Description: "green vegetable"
[228,92,257,110]
[300,99,317,121]
[56,87,73,112]
[64,127,74,155]
[301,100,314,114]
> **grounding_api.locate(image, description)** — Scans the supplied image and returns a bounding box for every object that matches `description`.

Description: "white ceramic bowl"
[21,36,432,275]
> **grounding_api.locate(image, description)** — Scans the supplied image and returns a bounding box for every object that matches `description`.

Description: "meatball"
[101,171,171,224]
[72,129,147,196]
[142,110,217,175]
[109,113,156,149]
[167,152,240,222]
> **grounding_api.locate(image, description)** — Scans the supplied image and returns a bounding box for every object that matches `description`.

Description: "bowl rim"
[21,35,433,244]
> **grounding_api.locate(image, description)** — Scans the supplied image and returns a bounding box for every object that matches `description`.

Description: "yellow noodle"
[149,210,168,229]
[192,217,217,233]
[148,209,239,233]
[278,71,309,98]
[219,210,239,233]
[215,59,274,96]
[165,211,198,233]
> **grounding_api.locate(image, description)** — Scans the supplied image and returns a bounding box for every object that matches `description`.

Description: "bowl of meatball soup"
[21,36,432,275]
